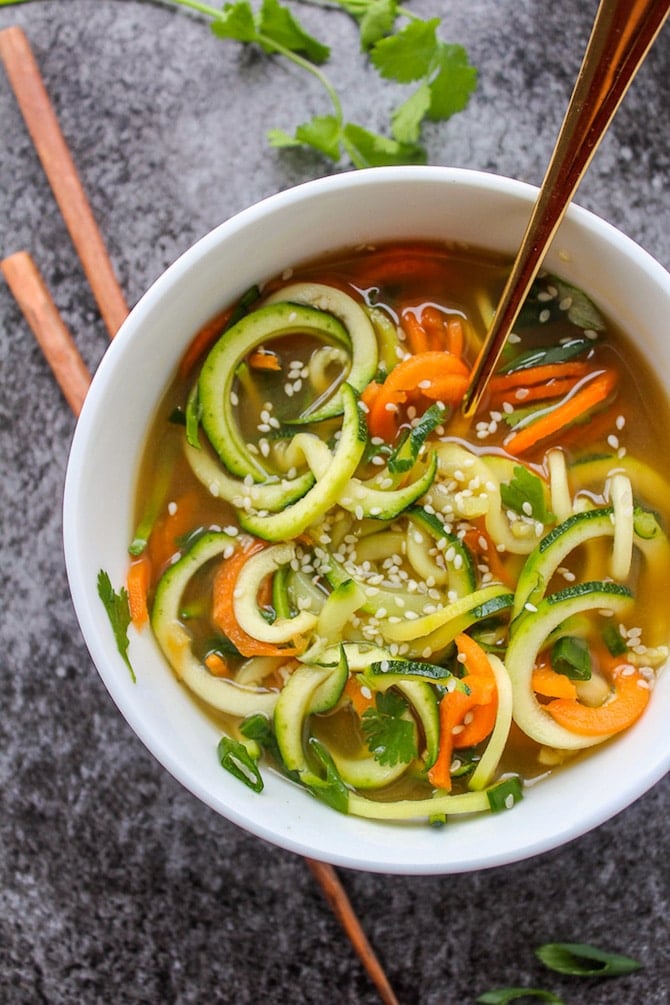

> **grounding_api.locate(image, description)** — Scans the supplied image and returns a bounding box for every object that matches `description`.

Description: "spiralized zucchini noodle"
[121,245,670,825]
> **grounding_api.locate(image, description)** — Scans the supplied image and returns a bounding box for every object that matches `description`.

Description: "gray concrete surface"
[1,1,668,1003]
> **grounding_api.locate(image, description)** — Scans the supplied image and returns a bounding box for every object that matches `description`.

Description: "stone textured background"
[1,2,668,1003]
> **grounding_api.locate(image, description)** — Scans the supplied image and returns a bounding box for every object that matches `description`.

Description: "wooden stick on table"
[0,29,400,1005]
[0,25,128,339]
[1,251,91,416]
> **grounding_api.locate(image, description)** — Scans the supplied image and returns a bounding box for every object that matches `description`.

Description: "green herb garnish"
[185,382,202,449]
[387,402,446,473]
[361,690,417,766]
[96,570,136,682]
[302,738,349,812]
[550,636,592,681]
[535,942,642,977]
[486,776,523,812]
[602,621,628,657]
[476,990,564,1004]
[217,735,264,792]
[500,466,554,524]
[134,0,477,166]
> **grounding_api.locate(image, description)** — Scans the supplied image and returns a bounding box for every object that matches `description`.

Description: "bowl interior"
[63,167,670,874]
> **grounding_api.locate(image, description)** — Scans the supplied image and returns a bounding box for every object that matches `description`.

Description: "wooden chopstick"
[1,251,90,416]
[0,29,400,1005]
[306,859,400,1005]
[0,25,128,338]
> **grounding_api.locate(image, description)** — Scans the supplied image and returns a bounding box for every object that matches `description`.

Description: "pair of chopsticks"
[0,25,399,1005]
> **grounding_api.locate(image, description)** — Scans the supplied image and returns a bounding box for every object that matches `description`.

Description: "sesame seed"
[539,309,551,323]
[168,501,177,516]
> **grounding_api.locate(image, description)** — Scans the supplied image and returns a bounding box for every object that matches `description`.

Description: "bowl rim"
[63,165,670,875]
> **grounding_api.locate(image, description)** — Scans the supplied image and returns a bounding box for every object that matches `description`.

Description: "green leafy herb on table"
[362,689,417,765]
[217,735,265,791]
[0,0,476,166]
[477,990,564,1004]
[500,466,555,524]
[97,570,136,682]
[477,942,643,1003]
[177,0,477,166]
[535,942,642,978]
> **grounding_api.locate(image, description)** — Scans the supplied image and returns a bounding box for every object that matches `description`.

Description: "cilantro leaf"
[370,18,441,83]
[426,43,478,121]
[391,82,432,145]
[257,0,330,63]
[500,466,554,524]
[270,114,343,160]
[358,0,398,50]
[361,690,417,766]
[343,122,426,168]
[209,1,258,44]
[97,570,135,682]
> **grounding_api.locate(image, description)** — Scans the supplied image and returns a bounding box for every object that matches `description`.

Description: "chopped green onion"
[217,735,265,787]
[217,736,264,792]
[302,738,349,813]
[185,382,202,449]
[97,570,135,682]
[476,989,564,1004]
[602,622,628,657]
[551,636,592,680]
[535,942,642,977]
[633,507,662,540]
[487,776,523,812]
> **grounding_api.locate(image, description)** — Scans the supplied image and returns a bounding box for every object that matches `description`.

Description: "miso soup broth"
[128,241,670,824]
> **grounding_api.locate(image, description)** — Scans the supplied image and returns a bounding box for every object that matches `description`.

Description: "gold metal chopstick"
[462,0,670,417]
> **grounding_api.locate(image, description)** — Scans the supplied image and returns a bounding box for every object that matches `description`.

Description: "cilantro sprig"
[152,0,477,166]
[361,689,417,766]
[97,570,136,682]
[500,466,555,524]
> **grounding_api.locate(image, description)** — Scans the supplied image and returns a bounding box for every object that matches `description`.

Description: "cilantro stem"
[163,0,344,125]
[259,33,343,122]
[165,0,225,17]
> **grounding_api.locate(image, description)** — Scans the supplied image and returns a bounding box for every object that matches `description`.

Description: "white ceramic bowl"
[63,167,670,875]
